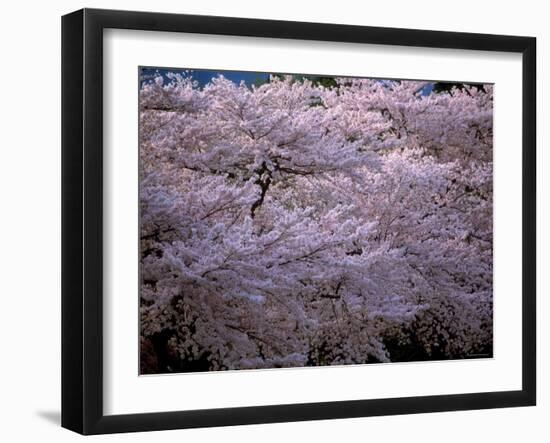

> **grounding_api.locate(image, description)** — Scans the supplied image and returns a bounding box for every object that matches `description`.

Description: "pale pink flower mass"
[139,71,493,374]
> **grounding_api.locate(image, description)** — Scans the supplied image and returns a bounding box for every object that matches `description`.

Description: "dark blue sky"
[140,67,269,88]
[139,67,437,96]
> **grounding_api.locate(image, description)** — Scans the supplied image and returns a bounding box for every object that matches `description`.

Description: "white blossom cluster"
[139,73,493,373]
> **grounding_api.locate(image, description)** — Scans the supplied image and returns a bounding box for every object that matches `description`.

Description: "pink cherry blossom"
[139,73,493,373]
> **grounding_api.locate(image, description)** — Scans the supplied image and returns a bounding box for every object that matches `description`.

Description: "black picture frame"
[62,8,536,435]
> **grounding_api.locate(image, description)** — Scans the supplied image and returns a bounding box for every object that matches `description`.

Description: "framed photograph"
[62,8,536,435]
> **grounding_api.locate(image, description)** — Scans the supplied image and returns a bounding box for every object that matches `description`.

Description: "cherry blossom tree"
[139,72,493,373]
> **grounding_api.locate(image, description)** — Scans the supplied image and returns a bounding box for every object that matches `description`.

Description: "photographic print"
[139,67,493,375]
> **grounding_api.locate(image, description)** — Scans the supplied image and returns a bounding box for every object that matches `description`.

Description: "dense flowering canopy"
[139,73,493,373]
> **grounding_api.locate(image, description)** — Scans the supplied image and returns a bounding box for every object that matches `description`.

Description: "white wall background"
[0,0,546,441]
